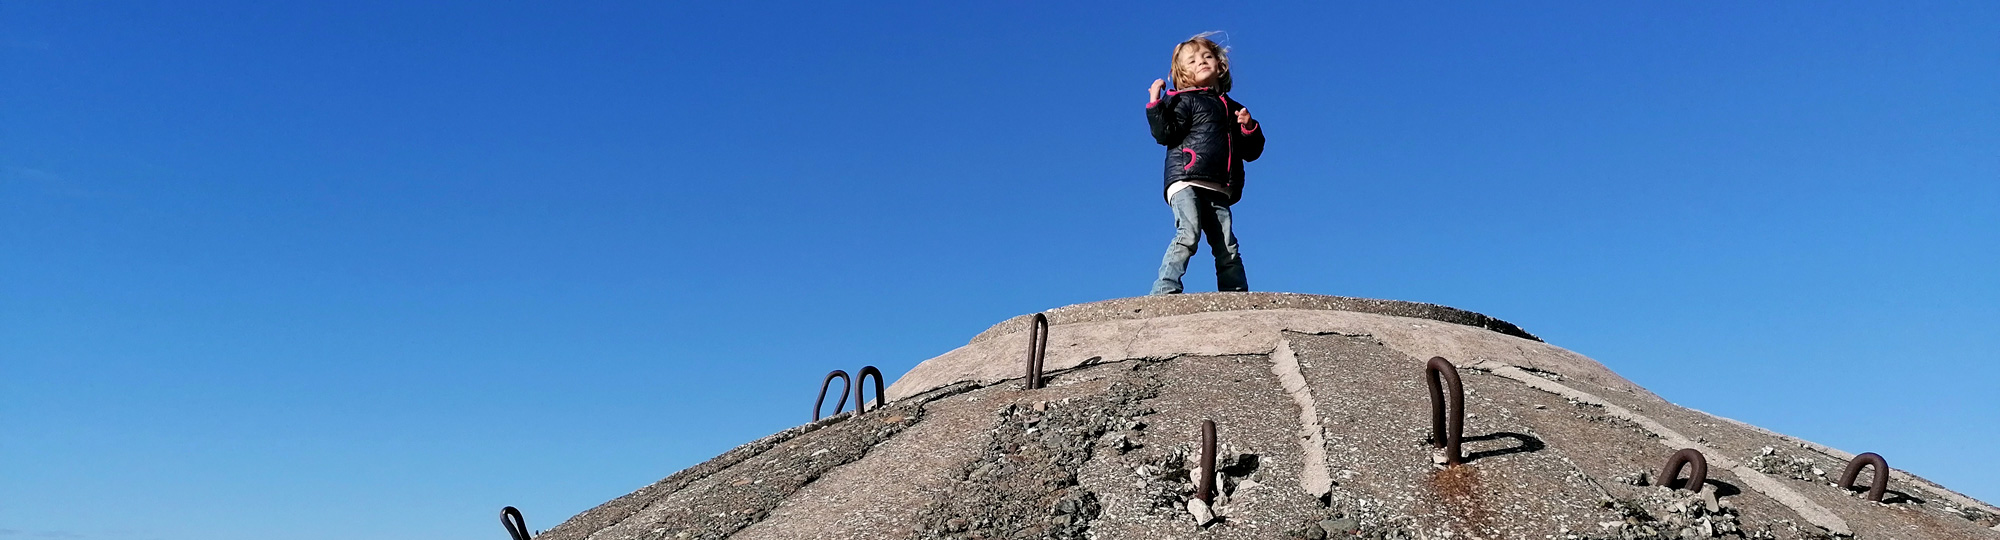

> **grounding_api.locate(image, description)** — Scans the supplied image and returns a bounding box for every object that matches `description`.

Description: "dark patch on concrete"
[533,408,866,540]
[613,406,923,539]
[536,383,982,540]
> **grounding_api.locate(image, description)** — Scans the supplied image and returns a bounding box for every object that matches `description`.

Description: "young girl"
[1146,34,1265,295]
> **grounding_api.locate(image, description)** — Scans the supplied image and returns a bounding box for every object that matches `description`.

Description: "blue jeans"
[1151,187,1247,295]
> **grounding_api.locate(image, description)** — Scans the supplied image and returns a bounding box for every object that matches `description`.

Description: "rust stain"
[1429,465,1496,536]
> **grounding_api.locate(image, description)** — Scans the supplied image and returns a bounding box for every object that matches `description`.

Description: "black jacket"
[1146,87,1266,205]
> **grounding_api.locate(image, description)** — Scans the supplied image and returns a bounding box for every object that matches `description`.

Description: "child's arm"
[1232,101,1266,162]
[1146,79,1186,146]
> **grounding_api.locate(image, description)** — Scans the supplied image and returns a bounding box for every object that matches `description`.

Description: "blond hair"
[1169,33,1231,92]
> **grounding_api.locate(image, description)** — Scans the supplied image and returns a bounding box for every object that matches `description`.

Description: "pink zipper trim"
[1220,95,1234,172]
[1182,148,1198,171]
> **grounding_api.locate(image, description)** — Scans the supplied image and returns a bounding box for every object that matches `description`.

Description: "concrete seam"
[1467,359,1853,537]
[1699,409,2000,516]
[1550,451,1617,503]
[576,413,858,540]
[576,383,983,540]
[1269,337,1334,499]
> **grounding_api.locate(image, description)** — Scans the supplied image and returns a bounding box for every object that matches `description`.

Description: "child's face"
[1176,44,1221,88]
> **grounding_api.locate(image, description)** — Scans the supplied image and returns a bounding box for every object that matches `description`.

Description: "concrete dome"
[528,293,1999,540]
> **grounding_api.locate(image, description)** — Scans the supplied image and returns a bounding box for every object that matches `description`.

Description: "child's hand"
[1235,107,1254,127]
[1149,79,1166,102]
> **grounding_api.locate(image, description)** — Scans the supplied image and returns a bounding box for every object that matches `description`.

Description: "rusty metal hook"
[1838,452,1889,502]
[1658,448,1709,492]
[501,506,531,540]
[1195,419,1218,503]
[1024,313,1049,389]
[1424,356,1464,465]
[815,369,851,421]
[854,365,885,414]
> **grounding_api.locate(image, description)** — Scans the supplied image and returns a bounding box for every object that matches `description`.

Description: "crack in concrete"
[1466,359,1853,537]
[1268,337,1334,500]
[1120,317,1151,359]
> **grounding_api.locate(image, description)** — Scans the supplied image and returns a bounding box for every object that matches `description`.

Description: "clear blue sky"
[4,2,1995,539]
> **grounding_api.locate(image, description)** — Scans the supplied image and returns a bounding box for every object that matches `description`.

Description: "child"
[1146,34,1265,295]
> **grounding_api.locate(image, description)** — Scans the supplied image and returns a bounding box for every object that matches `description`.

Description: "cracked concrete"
[1271,337,1334,500]
[1470,358,1852,537]
[529,293,1998,540]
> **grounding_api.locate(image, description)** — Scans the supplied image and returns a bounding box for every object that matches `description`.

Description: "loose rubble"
[1288,497,1419,540]
[911,370,1161,539]
[1590,487,1774,540]
[529,295,2000,540]
[1747,447,1830,483]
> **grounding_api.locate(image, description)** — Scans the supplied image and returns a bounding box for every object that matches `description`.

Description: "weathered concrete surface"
[728,383,1000,540]
[532,293,1998,540]
[887,294,1643,404]
[964,293,1540,343]
[1288,332,1633,539]
[1077,354,1329,538]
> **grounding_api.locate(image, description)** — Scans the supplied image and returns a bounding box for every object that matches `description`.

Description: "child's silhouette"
[1145,34,1265,295]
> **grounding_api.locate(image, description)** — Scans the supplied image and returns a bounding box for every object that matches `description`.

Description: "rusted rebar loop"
[1838,452,1889,502]
[1024,313,1049,389]
[854,365,885,414]
[1196,419,1218,503]
[501,506,531,540]
[815,369,851,421]
[1658,448,1709,492]
[1424,356,1465,465]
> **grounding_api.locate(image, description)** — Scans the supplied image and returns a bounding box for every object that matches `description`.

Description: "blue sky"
[3,2,1995,539]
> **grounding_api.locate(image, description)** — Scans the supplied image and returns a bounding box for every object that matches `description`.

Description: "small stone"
[1187,498,1216,526]
[1321,517,1360,534]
